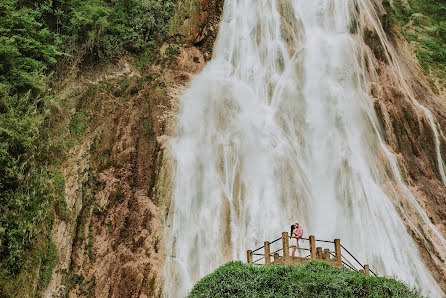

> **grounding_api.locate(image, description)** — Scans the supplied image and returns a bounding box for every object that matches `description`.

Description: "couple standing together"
[290,223,303,257]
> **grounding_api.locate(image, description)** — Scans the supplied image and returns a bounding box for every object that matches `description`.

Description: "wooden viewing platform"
[247,232,376,276]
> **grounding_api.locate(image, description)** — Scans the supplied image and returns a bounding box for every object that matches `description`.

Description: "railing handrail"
[342,260,358,272]
[247,233,377,277]
[341,254,359,272]
[369,268,377,276]
[252,245,264,253]
[270,236,283,245]
[340,243,375,275]
[315,239,335,244]
[330,252,359,273]
[289,236,309,241]
[270,248,282,256]
[253,256,265,263]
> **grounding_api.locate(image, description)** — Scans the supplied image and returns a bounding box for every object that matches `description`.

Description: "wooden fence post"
[316,247,323,260]
[334,239,342,266]
[309,235,316,259]
[282,232,289,259]
[264,241,271,265]
[274,253,279,262]
[247,250,253,264]
[364,264,370,276]
[324,248,330,260]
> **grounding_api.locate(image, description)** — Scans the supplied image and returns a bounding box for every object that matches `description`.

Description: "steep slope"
[0,0,223,297]
[361,0,446,288]
[48,1,446,296]
[42,1,224,297]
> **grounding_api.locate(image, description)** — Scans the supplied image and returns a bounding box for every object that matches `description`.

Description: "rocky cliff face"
[43,1,223,297]
[43,0,446,296]
[359,0,446,290]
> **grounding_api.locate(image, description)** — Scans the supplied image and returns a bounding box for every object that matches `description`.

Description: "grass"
[189,261,421,298]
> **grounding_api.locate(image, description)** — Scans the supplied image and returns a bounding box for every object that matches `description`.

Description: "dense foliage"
[0,0,176,294]
[385,0,446,87]
[189,261,421,298]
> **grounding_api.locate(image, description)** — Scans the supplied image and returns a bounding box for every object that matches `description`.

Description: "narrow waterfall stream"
[164,0,445,296]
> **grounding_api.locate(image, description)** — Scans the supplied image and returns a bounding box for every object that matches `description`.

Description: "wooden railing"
[247,232,376,276]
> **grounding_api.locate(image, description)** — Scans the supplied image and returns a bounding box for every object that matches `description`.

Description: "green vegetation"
[36,239,58,291]
[0,0,178,295]
[189,261,420,298]
[70,273,96,297]
[86,223,94,261]
[385,0,446,90]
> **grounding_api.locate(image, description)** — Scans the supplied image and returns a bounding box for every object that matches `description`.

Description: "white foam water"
[164,0,445,296]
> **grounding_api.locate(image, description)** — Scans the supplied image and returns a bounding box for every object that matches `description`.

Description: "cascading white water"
[164,0,445,296]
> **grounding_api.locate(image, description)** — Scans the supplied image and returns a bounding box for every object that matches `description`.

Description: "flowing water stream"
[164,0,445,296]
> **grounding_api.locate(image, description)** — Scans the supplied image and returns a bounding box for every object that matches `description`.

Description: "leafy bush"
[0,101,54,274]
[189,261,421,298]
[68,0,176,62]
[0,0,62,96]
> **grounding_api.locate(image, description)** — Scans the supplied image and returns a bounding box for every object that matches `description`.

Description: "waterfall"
[164,0,445,296]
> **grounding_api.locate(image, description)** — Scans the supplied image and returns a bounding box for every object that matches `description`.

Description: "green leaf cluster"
[69,0,176,62]
[0,96,54,275]
[1,0,177,96]
[189,261,421,298]
[0,0,62,96]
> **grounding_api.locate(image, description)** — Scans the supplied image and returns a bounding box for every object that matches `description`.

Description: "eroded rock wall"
[44,1,223,297]
[44,0,446,296]
[359,0,446,290]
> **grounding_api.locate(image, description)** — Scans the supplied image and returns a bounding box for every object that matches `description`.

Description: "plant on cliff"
[0,0,178,296]
[68,0,176,62]
[384,0,446,90]
[189,261,420,298]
